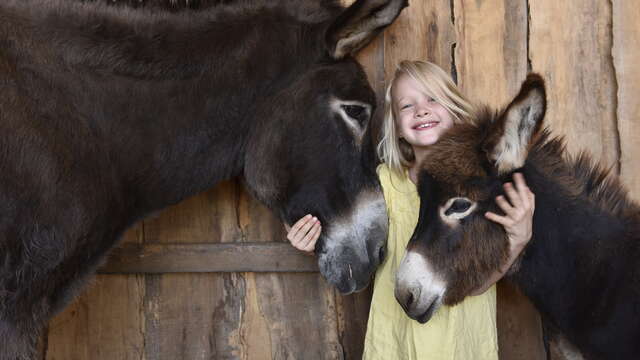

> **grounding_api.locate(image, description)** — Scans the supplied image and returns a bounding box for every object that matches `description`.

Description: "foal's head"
[395,75,546,321]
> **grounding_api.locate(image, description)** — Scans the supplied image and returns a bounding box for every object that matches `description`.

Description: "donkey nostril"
[378,245,386,263]
[406,292,414,308]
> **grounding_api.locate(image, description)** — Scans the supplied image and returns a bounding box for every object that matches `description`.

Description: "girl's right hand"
[285,214,321,254]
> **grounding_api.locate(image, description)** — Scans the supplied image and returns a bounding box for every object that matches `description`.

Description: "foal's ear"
[325,0,407,60]
[486,74,546,174]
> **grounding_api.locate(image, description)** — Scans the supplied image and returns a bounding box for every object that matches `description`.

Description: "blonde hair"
[377,60,477,175]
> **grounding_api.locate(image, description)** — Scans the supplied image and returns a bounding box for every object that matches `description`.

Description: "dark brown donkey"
[395,75,640,359]
[0,0,407,358]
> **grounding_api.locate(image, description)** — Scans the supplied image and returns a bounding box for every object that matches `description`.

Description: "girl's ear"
[325,0,407,59]
[484,74,546,174]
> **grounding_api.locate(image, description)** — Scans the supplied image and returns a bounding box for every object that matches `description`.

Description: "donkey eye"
[342,104,368,125]
[444,199,472,216]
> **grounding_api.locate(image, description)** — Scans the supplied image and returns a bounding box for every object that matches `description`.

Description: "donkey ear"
[487,74,546,174]
[325,0,407,60]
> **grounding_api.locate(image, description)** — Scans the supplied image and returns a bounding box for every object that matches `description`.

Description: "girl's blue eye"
[401,104,412,110]
[427,97,436,102]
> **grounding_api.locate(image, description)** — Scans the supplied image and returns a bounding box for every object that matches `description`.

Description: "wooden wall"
[41,1,640,359]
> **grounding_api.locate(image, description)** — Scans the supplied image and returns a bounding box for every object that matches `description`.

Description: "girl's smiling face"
[393,74,454,149]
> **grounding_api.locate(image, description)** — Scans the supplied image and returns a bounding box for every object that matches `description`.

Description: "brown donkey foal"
[395,75,640,359]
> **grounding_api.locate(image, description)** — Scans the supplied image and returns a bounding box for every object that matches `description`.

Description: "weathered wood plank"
[144,272,248,360]
[530,0,618,167]
[250,273,345,359]
[384,0,455,77]
[454,0,528,107]
[100,242,318,273]
[613,0,640,202]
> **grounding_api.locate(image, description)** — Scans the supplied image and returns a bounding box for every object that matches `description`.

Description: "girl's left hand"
[484,172,535,251]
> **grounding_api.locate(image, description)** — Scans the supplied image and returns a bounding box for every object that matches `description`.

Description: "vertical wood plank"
[613,0,640,201]
[384,0,455,77]
[454,0,528,106]
[530,0,618,167]
[452,2,545,360]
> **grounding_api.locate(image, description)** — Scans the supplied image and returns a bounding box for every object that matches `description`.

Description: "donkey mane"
[4,0,341,23]
[1,0,340,79]
[527,131,639,220]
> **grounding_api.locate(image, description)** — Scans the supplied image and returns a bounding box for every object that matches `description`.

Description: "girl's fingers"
[288,215,310,235]
[301,223,321,252]
[495,195,515,217]
[301,221,320,248]
[529,191,535,212]
[294,217,316,244]
[287,215,314,243]
[503,182,523,211]
[512,173,532,210]
[485,211,513,227]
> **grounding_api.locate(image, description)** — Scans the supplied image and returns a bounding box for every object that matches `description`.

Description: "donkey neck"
[509,147,640,354]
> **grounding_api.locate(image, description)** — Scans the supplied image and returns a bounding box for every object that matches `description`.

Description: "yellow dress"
[362,164,499,360]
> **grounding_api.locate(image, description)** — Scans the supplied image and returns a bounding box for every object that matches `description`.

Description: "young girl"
[286,60,534,359]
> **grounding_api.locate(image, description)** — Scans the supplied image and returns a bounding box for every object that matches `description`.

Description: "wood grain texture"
[384,0,455,78]
[100,242,318,273]
[530,0,618,167]
[453,0,528,107]
[613,0,640,201]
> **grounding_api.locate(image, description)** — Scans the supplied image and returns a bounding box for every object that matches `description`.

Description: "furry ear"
[325,0,407,60]
[486,74,546,174]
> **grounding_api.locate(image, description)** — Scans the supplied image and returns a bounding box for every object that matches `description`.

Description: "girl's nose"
[416,107,429,118]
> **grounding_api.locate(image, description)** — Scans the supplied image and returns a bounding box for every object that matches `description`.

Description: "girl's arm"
[470,172,535,296]
[285,214,321,254]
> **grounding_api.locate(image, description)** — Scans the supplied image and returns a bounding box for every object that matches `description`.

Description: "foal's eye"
[445,199,472,216]
[440,197,476,222]
[342,105,368,125]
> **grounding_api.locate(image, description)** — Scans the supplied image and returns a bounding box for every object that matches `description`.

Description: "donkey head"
[244,0,408,294]
[395,75,546,321]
